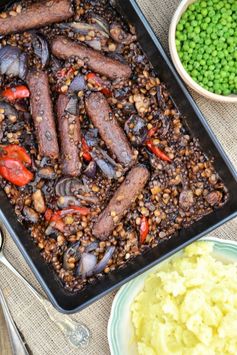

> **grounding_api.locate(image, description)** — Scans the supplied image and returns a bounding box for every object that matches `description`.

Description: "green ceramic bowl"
[108,237,237,355]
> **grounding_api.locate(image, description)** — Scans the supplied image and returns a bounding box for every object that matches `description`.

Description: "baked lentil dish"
[0,0,228,292]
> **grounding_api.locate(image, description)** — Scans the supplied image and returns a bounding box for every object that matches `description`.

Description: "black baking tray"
[0,0,237,314]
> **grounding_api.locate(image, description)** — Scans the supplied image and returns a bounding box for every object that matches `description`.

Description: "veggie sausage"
[93,165,149,239]
[27,70,59,159]
[85,92,134,166]
[0,0,73,36]
[51,36,131,80]
[57,94,82,176]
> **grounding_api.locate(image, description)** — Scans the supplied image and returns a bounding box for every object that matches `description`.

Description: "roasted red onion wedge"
[0,46,28,79]
[84,161,97,179]
[59,22,109,38]
[55,177,87,196]
[91,149,116,180]
[31,32,50,68]
[0,101,18,119]
[76,253,97,278]
[93,247,115,274]
[124,114,147,147]
[85,242,99,253]
[89,14,110,36]
[69,75,86,92]
[63,241,81,270]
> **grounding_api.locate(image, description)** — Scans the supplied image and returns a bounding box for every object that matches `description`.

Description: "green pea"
[176,0,236,95]
[177,23,184,31]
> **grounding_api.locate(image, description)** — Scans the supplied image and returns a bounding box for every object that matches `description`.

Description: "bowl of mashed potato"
[108,237,237,355]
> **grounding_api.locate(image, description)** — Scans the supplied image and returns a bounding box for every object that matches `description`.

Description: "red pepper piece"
[45,208,53,222]
[147,127,158,138]
[81,137,92,161]
[53,206,90,218]
[101,87,112,97]
[86,72,112,97]
[57,67,75,79]
[50,217,65,233]
[146,139,171,162]
[0,145,31,165]
[86,72,101,87]
[0,158,33,187]
[49,206,90,232]
[140,216,149,243]
[2,85,30,101]
[45,208,65,232]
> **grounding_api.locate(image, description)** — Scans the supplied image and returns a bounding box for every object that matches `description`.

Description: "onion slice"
[69,74,86,92]
[0,101,18,118]
[85,241,99,253]
[94,246,115,274]
[0,45,28,80]
[76,253,97,278]
[31,32,50,68]
[84,160,97,179]
[63,241,81,270]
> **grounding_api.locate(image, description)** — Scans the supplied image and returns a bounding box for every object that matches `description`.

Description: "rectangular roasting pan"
[0,0,237,313]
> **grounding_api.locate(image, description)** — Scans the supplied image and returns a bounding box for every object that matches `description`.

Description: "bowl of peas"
[169,0,237,102]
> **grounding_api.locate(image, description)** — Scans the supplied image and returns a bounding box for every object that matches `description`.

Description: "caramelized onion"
[94,247,115,274]
[124,115,147,146]
[0,46,28,79]
[31,32,50,68]
[76,253,97,278]
[84,160,97,178]
[69,75,86,92]
[63,241,81,270]
[0,101,18,119]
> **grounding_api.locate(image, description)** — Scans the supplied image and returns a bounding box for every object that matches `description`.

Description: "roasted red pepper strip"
[0,158,33,186]
[45,208,65,232]
[52,206,90,218]
[0,145,31,165]
[86,72,112,97]
[146,139,171,162]
[147,127,158,138]
[81,137,92,161]
[140,216,149,243]
[101,87,112,96]
[48,206,90,232]
[45,208,53,222]
[2,85,30,101]
[57,67,75,78]
[50,216,65,233]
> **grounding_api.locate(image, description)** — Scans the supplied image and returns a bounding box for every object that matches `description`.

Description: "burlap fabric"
[0,1,237,354]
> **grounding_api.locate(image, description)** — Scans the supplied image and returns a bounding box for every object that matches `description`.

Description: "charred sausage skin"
[51,36,132,80]
[0,0,73,36]
[27,70,59,159]
[85,92,134,167]
[57,94,82,177]
[93,165,150,239]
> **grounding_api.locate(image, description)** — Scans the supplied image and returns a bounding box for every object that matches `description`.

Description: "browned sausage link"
[85,92,134,166]
[0,0,73,36]
[93,165,150,240]
[51,36,132,80]
[57,94,82,177]
[27,70,59,159]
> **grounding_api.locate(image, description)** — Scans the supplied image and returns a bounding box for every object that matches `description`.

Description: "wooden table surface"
[0,305,12,355]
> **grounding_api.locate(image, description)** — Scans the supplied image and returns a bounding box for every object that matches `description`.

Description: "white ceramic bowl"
[108,236,237,355]
[169,0,237,103]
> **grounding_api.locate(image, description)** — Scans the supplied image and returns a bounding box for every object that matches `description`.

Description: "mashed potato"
[131,242,237,355]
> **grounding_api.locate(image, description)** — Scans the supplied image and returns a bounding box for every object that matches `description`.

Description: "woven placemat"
[0,1,237,354]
